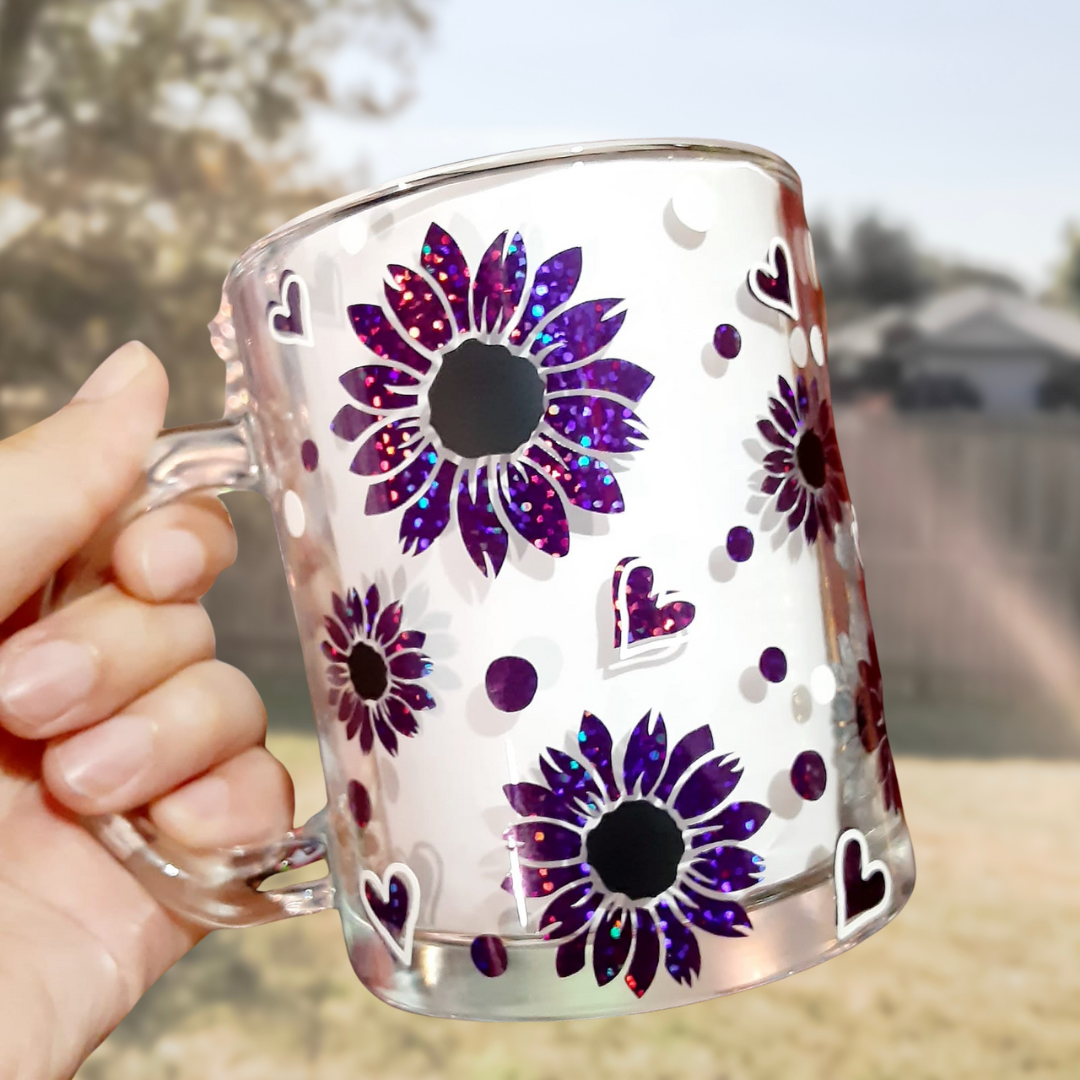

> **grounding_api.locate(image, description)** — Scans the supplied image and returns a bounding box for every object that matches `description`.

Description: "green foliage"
[0,0,431,426]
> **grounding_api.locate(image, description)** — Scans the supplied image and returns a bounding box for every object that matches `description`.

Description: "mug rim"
[238,136,801,271]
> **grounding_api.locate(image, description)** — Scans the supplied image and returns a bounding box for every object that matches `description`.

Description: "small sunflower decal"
[321,586,434,755]
[852,633,902,815]
[758,374,849,544]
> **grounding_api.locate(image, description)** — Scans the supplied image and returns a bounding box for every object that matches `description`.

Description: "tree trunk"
[0,0,46,162]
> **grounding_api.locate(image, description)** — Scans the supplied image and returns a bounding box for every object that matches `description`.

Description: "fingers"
[112,494,237,603]
[149,746,295,848]
[41,660,267,816]
[0,585,215,739]
[0,342,168,622]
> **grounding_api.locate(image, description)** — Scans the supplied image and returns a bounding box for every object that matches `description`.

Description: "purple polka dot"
[726,526,754,563]
[301,439,319,472]
[759,647,787,683]
[790,750,827,801]
[713,323,742,359]
[470,934,509,977]
[348,779,371,828]
[485,656,538,712]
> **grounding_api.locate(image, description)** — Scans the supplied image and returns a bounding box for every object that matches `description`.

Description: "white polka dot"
[338,217,369,255]
[851,510,863,561]
[810,665,837,705]
[670,178,717,233]
[804,230,819,288]
[283,490,306,537]
[791,685,813,723]
[810,325,825,366]
[789,326,808,368]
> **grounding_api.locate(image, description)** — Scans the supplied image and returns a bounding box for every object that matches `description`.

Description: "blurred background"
[2,1,1079,1076]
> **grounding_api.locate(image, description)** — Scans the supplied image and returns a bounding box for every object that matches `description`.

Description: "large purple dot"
[759,647,787,683]
[348,779,371,828]
[713,323,742,359]
[301,439,319,472]
[485,656,538,712]
[726,526,754,563]
[790,750,827,801]
[470,934,509,977]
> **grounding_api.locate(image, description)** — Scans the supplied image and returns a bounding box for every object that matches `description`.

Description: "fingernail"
[73,341,151,402]
[140,529,207,600]
[52,715,156,798]
[159,775,231,828]
[0,639,99,728]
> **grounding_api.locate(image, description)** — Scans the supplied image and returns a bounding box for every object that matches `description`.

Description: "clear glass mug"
[89,138,915,1021]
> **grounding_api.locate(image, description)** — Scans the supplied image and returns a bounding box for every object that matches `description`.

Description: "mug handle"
[74,417,334,928]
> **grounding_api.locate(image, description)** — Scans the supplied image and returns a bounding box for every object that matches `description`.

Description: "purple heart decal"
[612,557,696,661]
[360,862,420,965]
[834,829,893,941]
[267,270,313,346]
[747,237,799,321]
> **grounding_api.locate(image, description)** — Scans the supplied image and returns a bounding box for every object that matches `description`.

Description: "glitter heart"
[359,862,420,965]
[612,557,696,661]
[748,237,798,321]
[267,270,314,346]
[834,828,893,941]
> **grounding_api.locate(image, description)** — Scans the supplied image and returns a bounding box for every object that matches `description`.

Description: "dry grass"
[79,737,1080,1080]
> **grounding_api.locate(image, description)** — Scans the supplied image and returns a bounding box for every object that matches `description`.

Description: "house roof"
[828,287,1080,371]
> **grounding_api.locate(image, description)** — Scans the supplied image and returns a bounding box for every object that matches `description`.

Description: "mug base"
[341,820,915,1022]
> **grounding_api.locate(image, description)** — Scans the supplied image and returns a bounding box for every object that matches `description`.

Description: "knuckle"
[185,660,266,743]
[175,601,217,659]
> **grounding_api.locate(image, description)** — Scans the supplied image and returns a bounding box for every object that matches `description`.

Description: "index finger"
[0,342,169,625]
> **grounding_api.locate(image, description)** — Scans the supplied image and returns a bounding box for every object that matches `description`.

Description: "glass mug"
[89,138,915,1021]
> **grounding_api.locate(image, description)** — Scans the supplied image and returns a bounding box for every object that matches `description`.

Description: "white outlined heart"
[747,237,799,321]
[611,556,696,667]
[359,861,420,966]
[267,270,314,347]
[834,828,893,941]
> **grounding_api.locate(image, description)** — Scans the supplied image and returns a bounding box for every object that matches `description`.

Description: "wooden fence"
[836,401,1080,719]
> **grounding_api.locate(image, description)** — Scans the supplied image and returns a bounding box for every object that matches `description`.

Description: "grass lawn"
[78,735,1080,1080]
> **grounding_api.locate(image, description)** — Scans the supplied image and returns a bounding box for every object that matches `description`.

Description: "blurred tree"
[813,212,1021,325]
[0,0,432,429]
[846,215,925,306]
[1050,223,1080,312]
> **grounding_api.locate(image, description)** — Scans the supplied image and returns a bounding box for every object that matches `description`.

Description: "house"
[828,287,1080,413]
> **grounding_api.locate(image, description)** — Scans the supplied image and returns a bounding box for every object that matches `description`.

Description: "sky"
[313,0,1080,290]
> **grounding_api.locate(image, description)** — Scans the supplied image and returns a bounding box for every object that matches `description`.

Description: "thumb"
[0,342,169,622]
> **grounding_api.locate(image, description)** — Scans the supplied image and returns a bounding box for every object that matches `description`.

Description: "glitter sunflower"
[834,622,903,817]
[503,712,770,997]
[330,223,654,576]
[757,374,849,544]
[852,633,903,814]
[321,586,434,756]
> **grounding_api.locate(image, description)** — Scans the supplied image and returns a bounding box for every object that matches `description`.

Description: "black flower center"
[585,800,685,901]
[796,430,827,489]
[428,339,545,458]
[347,641,388,701]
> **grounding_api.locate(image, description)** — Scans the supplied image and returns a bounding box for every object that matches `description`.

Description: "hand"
[0,343,294,1080]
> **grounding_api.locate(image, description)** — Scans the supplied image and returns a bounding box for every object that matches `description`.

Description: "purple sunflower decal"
[758,374,850,544]
[321,586,434,756]
[503,712,770,997]
[331,223,654,576]
[853,632,902,815]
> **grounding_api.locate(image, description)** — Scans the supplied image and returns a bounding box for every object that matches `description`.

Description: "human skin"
[0,342,293,1079]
